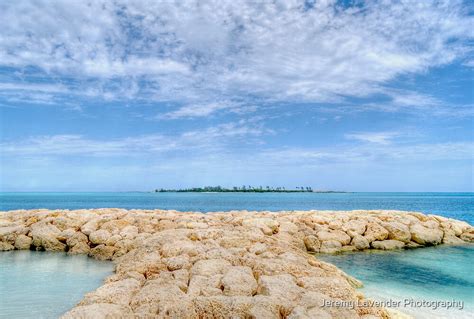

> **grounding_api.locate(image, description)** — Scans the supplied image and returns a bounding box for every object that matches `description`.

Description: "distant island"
[154,186,347,193]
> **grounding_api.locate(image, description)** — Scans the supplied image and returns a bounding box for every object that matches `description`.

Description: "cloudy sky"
[0,0,473,191]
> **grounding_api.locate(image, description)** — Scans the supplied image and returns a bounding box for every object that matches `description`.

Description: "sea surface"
[0,192,473,318]
[0,250,113,319]
[1,192,473,223]
[318,245,474,319]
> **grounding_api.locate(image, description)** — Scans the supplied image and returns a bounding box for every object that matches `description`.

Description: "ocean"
[1,192,473,223]
[0,192,473,318]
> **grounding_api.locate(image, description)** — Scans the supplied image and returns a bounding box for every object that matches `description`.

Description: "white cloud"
[0,0,472,115]
[345,131,400,145]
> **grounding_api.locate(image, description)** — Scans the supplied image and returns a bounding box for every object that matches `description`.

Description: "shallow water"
[1,192,473,224]
[0,250,113,319]
[317,245,474,319]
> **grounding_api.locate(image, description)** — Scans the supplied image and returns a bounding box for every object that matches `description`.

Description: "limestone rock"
[317,230,351,245]
[191,258,231,276]
[303,235,320,252]
[371,240,405,250]
[257,274,302,301]
[242,218,279,235]
[460,229,474,242]
[319,240,342,253]
[30,223,66,251]
[68,241,91,255]
[364,223,389,243]
[66,231,88,247]
[61,303,134,319]
[351,235,370,250]
[221,266,257,296]
[80,278,141,306]
[410,224,443,245]
[0,241,14,251]
[384,221,411,243]
[14,234,32,250]
[342,219,367,236]
[89,244,117,260]
[89,229,111,245]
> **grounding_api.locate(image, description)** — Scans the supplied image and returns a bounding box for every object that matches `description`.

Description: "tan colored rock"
[257,274,302,301]
[68,241,90,255]
[0,241,14,251]
[317,230,351,245]
[187,274,223,296]
[342,219,367,236]
[242,217,279,235]
[30,223,66,251]
[384,221,411,243]
[364,223,389,243]
[89,244,117,260]
[14,234,32,250]
[410,223,443,245]
[66,231,88,247]
[80,219,99,236]
[61,303,134,319]
[320,240,342,253]
[80,278,141,306]
[351,235,370,250]
[191,258,231,276]
[164,255,191,271]
[371,240,405,250]
[89,229,111,245]
[460,230,474,242]
[303,235,320,252]
[221,266,257,296]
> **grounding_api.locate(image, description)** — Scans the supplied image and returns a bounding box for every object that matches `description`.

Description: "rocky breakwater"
[0,209,472,319]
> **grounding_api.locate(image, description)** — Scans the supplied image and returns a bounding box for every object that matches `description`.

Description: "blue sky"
[0,0,473,192]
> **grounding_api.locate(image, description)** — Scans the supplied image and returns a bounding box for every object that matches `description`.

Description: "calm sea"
[1,192,473,318]
[1,192,473,223]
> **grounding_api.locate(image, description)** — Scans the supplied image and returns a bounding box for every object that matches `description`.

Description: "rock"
[89,229,111,245]
[242,218,279,235]
[164,255,191,271]
[460,229,474,242]
[187,274,223,296]
[317,230,351,245]
[364,223,389,243]
[371,240,405,250]
[120,225,139,239]
[80,278,141,306]
[319,240,342,253]
[66,231,88,247]
[249,242,267,255]
[81,219,99,236]
[221,266,257,296]
[410,224,443,245]
[351,235,370,250]
[257,274,302,301]
[105,234,122,246]
[191,259,231,276]
[383,222,411,243]
[89,244,117,260]
[303,235,320,252]
[57,228,76,242]
[61,303,134,319]
[14,234,32,249]
[342,220,367,236]
[30,223,66,251]
[0,241,14,251]
[68,241,91,255]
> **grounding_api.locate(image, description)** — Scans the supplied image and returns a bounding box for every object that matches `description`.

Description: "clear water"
[1,192,473,224]
[0,192,472,318]
[0,250,113,319]
[318,245,474,319]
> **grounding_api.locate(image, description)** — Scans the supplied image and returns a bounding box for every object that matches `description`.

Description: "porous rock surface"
[0,209,472,319]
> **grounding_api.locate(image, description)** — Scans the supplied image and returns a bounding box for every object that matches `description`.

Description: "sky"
[0,0,473,192]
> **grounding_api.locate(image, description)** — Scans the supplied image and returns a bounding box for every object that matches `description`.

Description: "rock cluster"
[0,209,472,318]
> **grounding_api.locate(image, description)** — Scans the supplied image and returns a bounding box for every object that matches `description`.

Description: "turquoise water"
[0,251,113,319]
[1,192,473,223]
[0,192,472,318]
[318,246,474,319]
